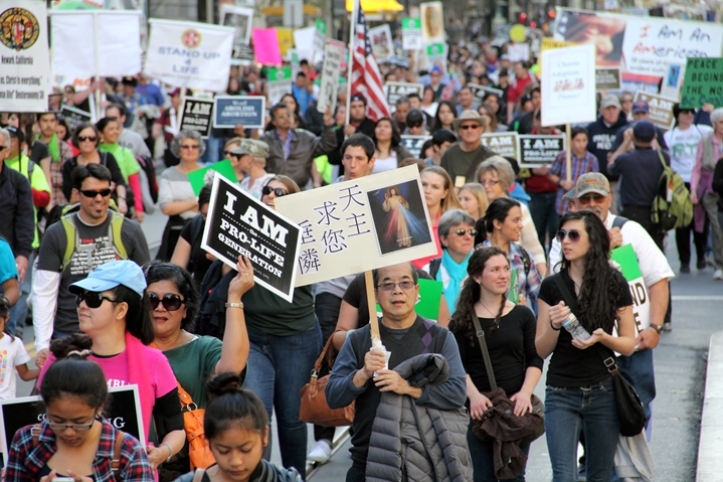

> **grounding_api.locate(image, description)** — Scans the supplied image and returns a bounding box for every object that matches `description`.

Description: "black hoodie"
[585,111,629,180]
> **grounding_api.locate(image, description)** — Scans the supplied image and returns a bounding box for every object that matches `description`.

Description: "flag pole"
[345,0,356,126]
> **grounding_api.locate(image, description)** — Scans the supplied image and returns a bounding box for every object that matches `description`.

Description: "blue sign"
[213,96,266,129]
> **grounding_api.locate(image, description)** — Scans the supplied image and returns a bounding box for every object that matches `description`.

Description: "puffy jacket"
[365,354,473,482]
[262,126,337,187]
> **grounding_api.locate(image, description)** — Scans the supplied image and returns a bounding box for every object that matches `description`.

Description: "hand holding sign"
[229,255,255,300]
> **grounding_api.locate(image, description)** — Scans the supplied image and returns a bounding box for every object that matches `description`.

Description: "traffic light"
[518,12,527,24]
[548,10,556,19]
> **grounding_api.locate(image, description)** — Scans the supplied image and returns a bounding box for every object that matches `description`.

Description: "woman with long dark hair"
[450,246,542,482]
[371,117,412,173]
[535,210,636,482]
[431,100,457,133]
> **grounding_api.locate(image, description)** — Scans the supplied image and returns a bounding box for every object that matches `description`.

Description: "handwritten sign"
[680,58,723,109]
[541,44,597,127]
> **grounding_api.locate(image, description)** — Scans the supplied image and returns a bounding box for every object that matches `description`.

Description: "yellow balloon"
[510,24,526,43]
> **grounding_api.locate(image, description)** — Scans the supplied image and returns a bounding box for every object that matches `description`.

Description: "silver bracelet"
[160,442,173,462]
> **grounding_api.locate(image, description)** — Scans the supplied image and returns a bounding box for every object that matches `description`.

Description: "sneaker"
[307,440,332,464]
[715,269,723,280]
[680,264,691,274]
[663,321,672,332]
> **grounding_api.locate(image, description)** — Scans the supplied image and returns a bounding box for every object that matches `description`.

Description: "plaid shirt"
[480,239,541,309]
[549,150,599,215]
[50,139,74,205]
[5,419,153,482]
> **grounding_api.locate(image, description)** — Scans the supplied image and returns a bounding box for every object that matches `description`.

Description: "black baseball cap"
[6,126,24,143]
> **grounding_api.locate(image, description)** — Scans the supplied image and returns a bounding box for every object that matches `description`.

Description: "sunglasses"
[75,291,117,309]
[223,150,232,157]
[262,186,288,197]
[454,228,477,236]
[377,281,416,291]
[80,188,112,198]
[408,122,423,128]
[180,145,200,150]
[459,124,479,130]
[78,136,97,142]
[556,229,582,243]
[149,293,185,311]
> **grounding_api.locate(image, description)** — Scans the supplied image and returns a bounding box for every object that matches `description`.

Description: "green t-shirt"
[242,284,316,336]
[99,143,140,182]
[162,336,222,408]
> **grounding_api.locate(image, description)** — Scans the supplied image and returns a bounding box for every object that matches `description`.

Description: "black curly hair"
[143,261,199,331]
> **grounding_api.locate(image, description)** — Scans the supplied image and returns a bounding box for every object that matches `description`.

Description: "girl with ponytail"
[449,247,543,482]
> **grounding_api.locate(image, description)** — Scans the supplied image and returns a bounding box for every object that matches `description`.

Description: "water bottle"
[563,314,591,341]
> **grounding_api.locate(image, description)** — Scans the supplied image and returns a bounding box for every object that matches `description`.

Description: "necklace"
[476,299,500,317]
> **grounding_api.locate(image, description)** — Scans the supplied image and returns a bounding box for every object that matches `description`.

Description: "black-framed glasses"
[408,122,423,128]
[454,228,477,236]
[79,188,112,198]
[377,281,416,291]
[75,291,118,309]
[46,416,97,432]
[262,186,288,197]
[459,124,479,130]
[149,293,185,312]
[556,229,582,243]
[77,136,97,142]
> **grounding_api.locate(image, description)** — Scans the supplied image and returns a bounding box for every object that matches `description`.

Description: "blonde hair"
[421,166,462,214]
[459,183,489,220]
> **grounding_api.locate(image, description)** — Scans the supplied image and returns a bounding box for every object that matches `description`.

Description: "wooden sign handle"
[565,123,572,183]
[364,271,381,344]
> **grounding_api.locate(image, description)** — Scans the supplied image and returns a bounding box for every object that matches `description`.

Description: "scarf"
[46,133,60,163]
[125,331,156,444]
[439,249,471,312]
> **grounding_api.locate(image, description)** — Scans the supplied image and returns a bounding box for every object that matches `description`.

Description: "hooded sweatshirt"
[585,112,629,180]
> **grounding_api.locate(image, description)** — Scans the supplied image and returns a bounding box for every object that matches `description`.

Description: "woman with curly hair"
[535,210,636,482]
[450,247,542,482]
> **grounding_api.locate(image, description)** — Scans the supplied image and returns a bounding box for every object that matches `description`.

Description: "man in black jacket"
[345,94,377,138]
[585,94,629,180]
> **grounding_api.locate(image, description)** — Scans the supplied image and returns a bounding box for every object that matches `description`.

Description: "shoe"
[698,259,707,270]
[663,321,672,332]
[307,440,332,464]
[680,264,691,273]
[714,269,723,280]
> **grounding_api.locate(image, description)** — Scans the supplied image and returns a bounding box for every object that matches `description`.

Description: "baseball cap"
[600,94,621,109]
[574,172,610,198]
[228,145,251,157]
[69,260,147,298]
[430,65,443,75]
[406,109,425,127]
[633,120,656,142]
[632,100,649,114]
[350,93,366,105]
[242,139,269,158]
[5,125,24,143]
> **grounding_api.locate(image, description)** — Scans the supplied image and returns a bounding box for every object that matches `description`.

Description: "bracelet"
[160,442,173,462]
[550,319,562,331]
[117,195,126,200]
[225,302,244,309]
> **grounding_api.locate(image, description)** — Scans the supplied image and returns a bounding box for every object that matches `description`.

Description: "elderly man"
[327,262,468,482]
[441,110,497,183]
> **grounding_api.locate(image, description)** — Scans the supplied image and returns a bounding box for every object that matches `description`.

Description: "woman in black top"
[450,246,542,482]
[171,184,214,286]
[535,211,636,482]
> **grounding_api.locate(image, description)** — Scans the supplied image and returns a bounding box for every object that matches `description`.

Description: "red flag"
[350,0,390,122]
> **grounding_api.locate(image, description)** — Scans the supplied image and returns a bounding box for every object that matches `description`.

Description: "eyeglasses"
[75,291,118,309]
[78,136,97,142]
[149,293,185,312]
[262,186,288,197]
[46,416,96,432]
[377,281,416,291]
[681,110,695,115]
[180,145,200,150]
[0,146,6,151]
[79,188,112,198]
[556,229,582,243]
[454,228,477,236]
[480,179,500,187]
[459,124,480,130]
[408,122,423,128]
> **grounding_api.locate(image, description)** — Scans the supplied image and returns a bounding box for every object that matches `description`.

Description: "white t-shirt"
[372,152,398,173]
[0,334,30,400]
[663,124,713,182]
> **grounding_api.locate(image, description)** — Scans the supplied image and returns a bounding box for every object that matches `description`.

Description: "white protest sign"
[266,66,292,105]
[385,82,423,108]
[293,26,317,64]
[402,18,422,50]
[313,19,327,54]
[541,44,597,127]
[420,1,444,44]
[317,39,345,114]
[144,19,234,92]
[274,166,437,287]
[425,43,447,73]
[0,0,51,112]
[507,43,530,62]
[220,4,253,66]
[369,24,394,62]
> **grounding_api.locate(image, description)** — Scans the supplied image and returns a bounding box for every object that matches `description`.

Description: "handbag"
[470,315,545,445]
[299,336,355,427]
[177,383,216,470]
[553,274,646,437]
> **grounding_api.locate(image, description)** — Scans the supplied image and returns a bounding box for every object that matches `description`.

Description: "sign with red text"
[541,44,597,127]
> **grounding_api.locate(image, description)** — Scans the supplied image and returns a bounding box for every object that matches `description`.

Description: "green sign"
[610,244,642,281]
[187,160,238,196]
[680,57,723,109]
[610,243,650,332]
[265,66,292,82]
[315,18,327,35]
[375,278,444,321]
[426,43,445,56]
[402,18,421,30]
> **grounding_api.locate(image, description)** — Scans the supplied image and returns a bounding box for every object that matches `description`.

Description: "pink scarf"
[125,331,156,443]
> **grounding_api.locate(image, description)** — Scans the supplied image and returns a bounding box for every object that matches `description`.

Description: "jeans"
[467,423,531,481]
[244,324,322,480]
[201,132,225,164]
[313,292,342,443]
[545,379,619,482]
[528,192,558,250]
[8,252,33,337]
[702,192,723,269]
[676,182,708,265]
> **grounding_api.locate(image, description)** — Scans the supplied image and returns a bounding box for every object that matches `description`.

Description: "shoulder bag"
[299,336,355,427]
[553,274,646,437]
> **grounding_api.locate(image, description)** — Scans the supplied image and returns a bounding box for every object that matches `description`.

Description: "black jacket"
[585,112,629,180]
[0,163,34,258]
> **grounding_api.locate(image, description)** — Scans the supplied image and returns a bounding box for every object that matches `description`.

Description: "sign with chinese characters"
[385,82,423,109]
[202,174,301,302]
[0,386,144,464]
[179,98,213,138]
[274,166,437,286]
[633,92,675,131]
[540,43,597,127]
[400,135,431,158]
[481,132,521,161]
[213,96,265,128]
[317,39,344,115]
[519,135,566,167]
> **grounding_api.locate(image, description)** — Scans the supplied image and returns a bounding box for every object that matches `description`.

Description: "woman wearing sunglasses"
[35,260,186,473]
[535,211,636,482]
[6,337,153,481]
[143,257,254,478]
[478,198,541,312]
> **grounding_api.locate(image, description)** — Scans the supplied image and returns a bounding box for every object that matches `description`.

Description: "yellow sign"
[510,24,526,43]
[276,28,294,56]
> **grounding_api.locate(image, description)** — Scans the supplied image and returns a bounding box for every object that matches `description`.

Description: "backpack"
[651,150,693,231]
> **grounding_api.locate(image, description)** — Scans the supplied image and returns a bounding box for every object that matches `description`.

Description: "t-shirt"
[178,216,214,286]
[36,214,150,334]
[162,336,222,408]
[537,270,632,388]
[242,283,316,336]
[0,238,17,286]
[0,334,31,400]
[440,143,496,182]
[609,148,669,208]
[158,166,200,221]
[372,152,397,173]
[99,143,140,183]
[93,350,131,388]
[118,129,152,159]
[240,173,275,200]
[663,125,713,183]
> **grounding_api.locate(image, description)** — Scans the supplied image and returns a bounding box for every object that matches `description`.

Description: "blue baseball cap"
[633,120,656,142]
[430,65,443,75]
[69,260,147,298]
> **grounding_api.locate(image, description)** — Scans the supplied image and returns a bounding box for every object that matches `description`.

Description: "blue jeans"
[8,252,33,337]
[467,423,531,481]
[617,348,655,430]
[528,192,558,250]
[545,379,619,482]
[244,324,322,479]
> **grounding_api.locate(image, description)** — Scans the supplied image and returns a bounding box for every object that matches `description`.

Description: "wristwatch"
[650,324,664,334]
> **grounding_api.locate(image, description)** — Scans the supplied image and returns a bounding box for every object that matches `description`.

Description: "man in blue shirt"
[291,72,314,116]
[135,74,165,107]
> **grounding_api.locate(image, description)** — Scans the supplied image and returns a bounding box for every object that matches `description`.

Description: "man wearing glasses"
[32,163,149,369]
[441,110,497,183]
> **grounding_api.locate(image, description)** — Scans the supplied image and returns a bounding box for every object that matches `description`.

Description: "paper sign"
[266,66,293,105]
[188,160,238,196]
[214,96,265,128]
[313,19,327,54]
[60,105,92,132]
[402,17,422,50]
[481,132,521,161]
[274,166,437,287]
[276,27,293,56]
[519,135,566,167]
[252,28,282,66]
[633,92,675,130]
[400,135,432,158]
[596,68,622,92]
[468,84,504,103]
[611,243,651,333]
[680,58,723,109]
[507,43,530,62]
[220,4,253,66]
[202,174,301,302]
[369,24,394,62]
[660,61,685,102]
[180,98,213,138]
[541,44,597,127]
[420,1,444,44]
[317,40,345,115]
[385,82,424,108]
[425,43,447,73]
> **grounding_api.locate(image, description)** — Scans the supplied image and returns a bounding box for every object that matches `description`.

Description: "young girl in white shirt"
[0,297,38,399]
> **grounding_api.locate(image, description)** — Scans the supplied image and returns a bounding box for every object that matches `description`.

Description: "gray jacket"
[365,354,473,482]
[262,126,337,187]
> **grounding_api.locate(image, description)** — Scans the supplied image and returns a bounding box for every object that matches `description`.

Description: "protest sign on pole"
[611,244,651,334]
[274,166,437,287]
[60,105,92,131]
[313,19,327,55]
[202,174,301,302]
[0,0,51,112]
[317,40,345,115]
[519,135,566,167]
[507,43,530,62]
[425,43,447,72]
[385,82,423,108]
[179,98,213,138]
[420,2,444,44]
[540,44,597,127]
[220,4,253,66]
[595,68,621,92]
[402,18,422,50]
[680,58,723,109]
[145,19,234,92]
[266,67,293,105]
[252,28,282,66]
[400,135,432,158]
[213,96,265,129]
[481,132,521,161]
[369,24,394,62]
[632,92,675,130]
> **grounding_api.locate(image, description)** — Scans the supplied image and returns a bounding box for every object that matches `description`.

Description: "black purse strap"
[471,315,497,391]
[552,273,620,376]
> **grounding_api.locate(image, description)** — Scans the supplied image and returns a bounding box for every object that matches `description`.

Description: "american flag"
[350,0,390,122]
